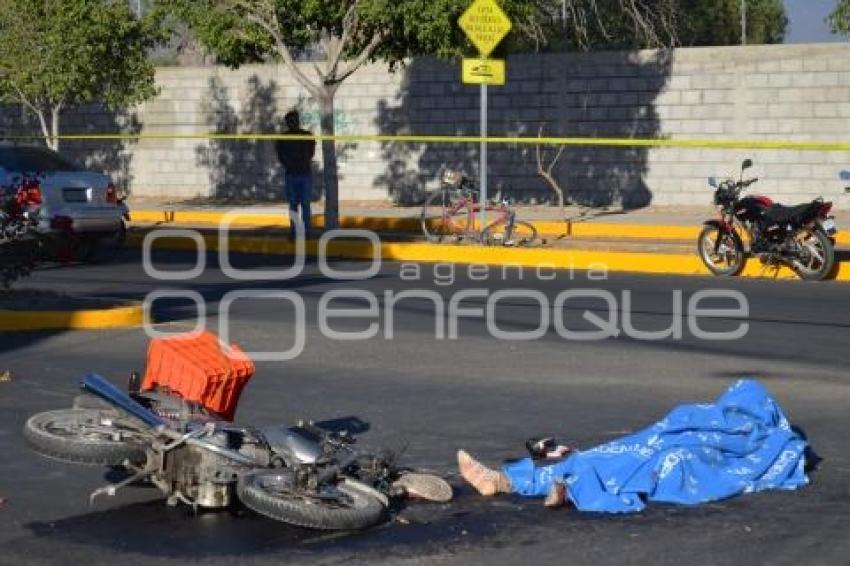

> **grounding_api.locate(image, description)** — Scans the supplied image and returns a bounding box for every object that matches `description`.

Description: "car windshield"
[0,146,83,173]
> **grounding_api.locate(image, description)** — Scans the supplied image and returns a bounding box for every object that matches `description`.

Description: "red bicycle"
[420,169,539,246]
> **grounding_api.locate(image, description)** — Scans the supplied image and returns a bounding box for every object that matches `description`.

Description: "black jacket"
[275,128,316,175]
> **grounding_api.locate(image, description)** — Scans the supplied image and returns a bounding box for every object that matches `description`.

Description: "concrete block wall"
[1,43,848,209]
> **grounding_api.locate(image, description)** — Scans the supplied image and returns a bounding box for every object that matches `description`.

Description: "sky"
[783,0,847,43]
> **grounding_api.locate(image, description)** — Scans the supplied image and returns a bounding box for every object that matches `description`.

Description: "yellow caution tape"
[6,133,850,151]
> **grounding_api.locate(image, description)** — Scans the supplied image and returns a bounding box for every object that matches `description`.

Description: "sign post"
[458,0,511,232]
[481,81,487,229]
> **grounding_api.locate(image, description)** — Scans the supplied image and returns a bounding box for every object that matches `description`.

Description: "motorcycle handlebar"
[737,177,758,188]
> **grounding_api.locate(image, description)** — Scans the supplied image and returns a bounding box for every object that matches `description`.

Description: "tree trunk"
[34,108,53,150]
[33,104,61,151]
[553,185,568,236]
[318,91,339,230]
[50,105,61,151]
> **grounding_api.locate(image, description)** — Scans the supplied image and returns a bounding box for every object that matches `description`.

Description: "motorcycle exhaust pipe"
[81,373,167,429]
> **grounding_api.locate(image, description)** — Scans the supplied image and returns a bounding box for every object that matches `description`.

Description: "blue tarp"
[502,379,809,513]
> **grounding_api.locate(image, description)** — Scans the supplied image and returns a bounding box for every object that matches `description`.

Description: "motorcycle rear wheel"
[792,229,835,281]
[697,225,745,276]
[24,409,145,466]
[237,470,385,530]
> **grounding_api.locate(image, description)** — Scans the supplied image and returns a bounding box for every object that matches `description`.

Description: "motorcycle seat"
[764,201,821,225]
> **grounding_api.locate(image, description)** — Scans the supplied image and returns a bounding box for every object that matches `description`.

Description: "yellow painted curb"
[128,231,850,282]
[131,210,423,233]
[132,210,286,227]
[534,221,702,240]
[132,209,850,245]
[0,303,144,332]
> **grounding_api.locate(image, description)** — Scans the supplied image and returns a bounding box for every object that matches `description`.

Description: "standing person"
[275,111,316,236]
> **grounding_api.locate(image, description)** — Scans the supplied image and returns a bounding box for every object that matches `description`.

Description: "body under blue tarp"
[502,379,809,513]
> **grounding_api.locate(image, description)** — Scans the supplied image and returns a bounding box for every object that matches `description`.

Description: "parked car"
[0,143,128,261]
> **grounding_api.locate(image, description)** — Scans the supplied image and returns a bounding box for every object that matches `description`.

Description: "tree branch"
[237,6,323,99]
[330,2,359,77]
[333,31,383,84]
[7,82,39,115]
[554,0,678,49]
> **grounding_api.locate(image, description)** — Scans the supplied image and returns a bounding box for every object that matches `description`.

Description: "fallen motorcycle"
[698,159,838,281]
[24,332,452,530]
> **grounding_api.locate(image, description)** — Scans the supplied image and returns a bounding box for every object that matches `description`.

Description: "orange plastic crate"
[141,331,255,421]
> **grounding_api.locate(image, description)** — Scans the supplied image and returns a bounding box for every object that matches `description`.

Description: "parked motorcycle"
[0,173,44,287]
[24,335,452,530]
[698,159,838,281]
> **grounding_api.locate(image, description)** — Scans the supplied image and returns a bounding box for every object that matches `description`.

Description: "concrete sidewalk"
[129,201,850,246]
[128,197,850,224]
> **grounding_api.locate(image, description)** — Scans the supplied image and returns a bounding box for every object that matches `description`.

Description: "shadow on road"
[9,481,778,564]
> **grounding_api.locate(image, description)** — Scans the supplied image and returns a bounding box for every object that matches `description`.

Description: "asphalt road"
[1,248,850,565]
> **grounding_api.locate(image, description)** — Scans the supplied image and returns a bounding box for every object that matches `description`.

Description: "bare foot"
[457,450,511,496]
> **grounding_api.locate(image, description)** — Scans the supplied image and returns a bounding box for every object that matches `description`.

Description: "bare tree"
[535,0,681,49]
[535,125,571,236]
[531,0,679,232]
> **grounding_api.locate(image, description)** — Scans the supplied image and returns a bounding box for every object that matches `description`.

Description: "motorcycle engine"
[163,430,240,508]
[751,219,792,253]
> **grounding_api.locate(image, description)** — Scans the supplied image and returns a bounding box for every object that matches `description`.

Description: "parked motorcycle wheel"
[23,409,145,466]
[792,229,835,281]
[697,225,745,276]
[238,470,385,530]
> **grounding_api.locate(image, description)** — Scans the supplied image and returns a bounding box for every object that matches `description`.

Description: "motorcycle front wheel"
[697,225,745,276]
[24,409,146,466]
[237,470,385,530]
[792,229,835,281]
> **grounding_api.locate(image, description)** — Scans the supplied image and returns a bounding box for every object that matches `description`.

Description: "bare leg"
[457,450,512,496]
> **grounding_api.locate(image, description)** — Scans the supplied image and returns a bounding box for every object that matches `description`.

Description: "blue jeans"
[285,174,312,235]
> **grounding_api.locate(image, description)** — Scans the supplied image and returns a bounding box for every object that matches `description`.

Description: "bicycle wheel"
[481,220,538,247]
[420,190,471,242]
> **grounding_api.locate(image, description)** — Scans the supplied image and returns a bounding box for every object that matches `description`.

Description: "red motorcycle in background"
[698,159,838,281]
[0,173,45,287]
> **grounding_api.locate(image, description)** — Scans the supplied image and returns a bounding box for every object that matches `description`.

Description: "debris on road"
[0,370,11,383]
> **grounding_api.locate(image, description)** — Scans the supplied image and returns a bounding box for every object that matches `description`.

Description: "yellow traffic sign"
[462,58,505,85]
[458,0,512,58]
